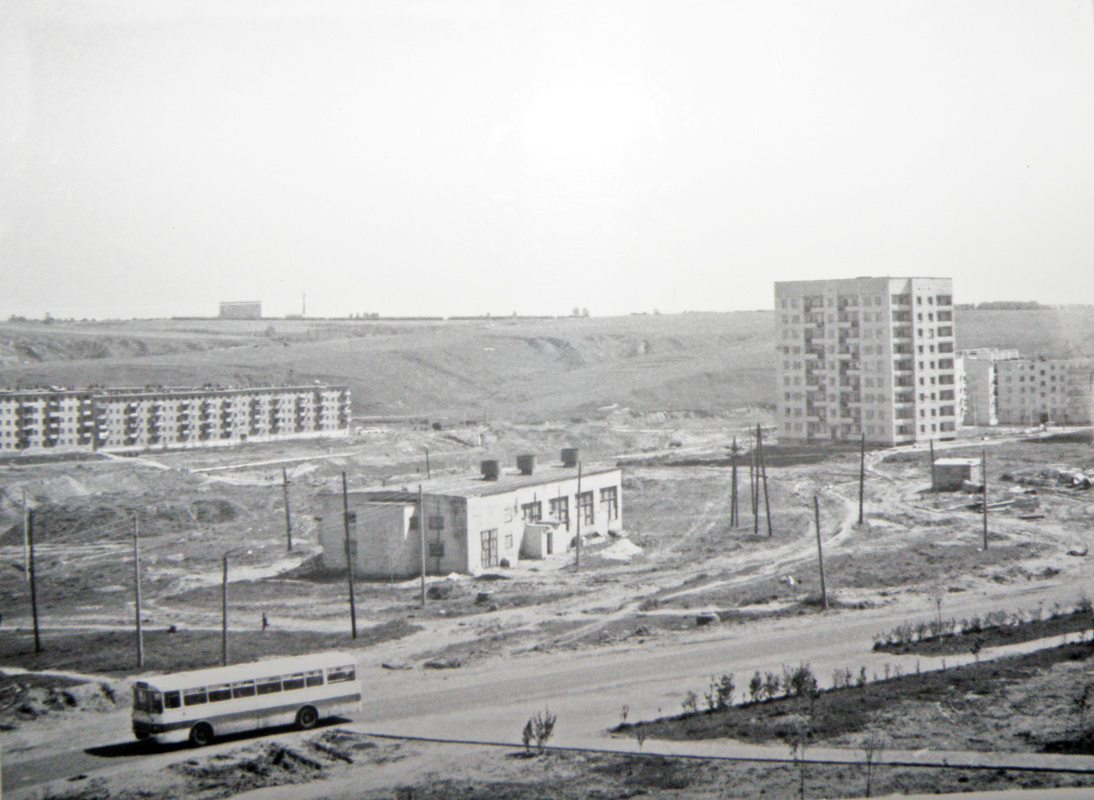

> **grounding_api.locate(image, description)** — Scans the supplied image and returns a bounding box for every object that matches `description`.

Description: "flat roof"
[137,651,355,691]
[347,462,620,500]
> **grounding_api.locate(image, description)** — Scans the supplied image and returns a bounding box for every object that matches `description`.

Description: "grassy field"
[5,307,1094,422]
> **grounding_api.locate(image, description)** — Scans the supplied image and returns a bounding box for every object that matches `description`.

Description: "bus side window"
[164,691,181,709]
[327,666,356,683]
[208,684,231,703]
[283,674,305,691]
[183,688,208,706]
[304,670,324,688]
[256,677,282,695]
[232,681,256,699]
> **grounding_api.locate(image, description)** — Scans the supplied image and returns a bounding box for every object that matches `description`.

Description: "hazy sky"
[2,0,1093,319]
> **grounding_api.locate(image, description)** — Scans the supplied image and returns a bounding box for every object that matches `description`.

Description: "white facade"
[0,386,350,453]
[775,277,958,446]
[959,349,1020,427]
[319,460,623,578]
[996,359,1094,426]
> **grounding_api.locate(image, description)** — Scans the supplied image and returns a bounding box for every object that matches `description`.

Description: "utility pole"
[22,488,29,582]
[757,424,772,538]
[929,439,936,489]
[27,509,41,653]
[982,448,989,550]
[342,472,358,639]
[424,447,431,480]
[221,551,229,666]
[134,515,144,669]
[814,495,828,611]
[419,485,426,607]
[282,468,293,552]
[858,433,866,526]
[730,437,739,528]
[749,431,758,535]
[575,462,582,570]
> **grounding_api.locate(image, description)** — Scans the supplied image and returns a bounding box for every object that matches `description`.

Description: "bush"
[749,671,764,703]
[682,690,699,715]
[788,663,819,699]
[523,709,556,754]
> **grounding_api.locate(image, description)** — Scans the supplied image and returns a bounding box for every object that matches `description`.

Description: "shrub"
[788,663,819,699]
[749,671,764,703]
[1076,593,1093,615]
[524,709,556,754]
[682,690,699,715]
[764,672,781,700]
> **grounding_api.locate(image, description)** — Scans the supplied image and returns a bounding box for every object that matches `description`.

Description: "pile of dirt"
[0,672,122,730]
[171,742,328,795]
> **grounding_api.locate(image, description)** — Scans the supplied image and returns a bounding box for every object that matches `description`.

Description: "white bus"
[131,651,361,746]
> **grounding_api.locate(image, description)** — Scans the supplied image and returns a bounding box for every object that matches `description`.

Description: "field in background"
[4,307,1094,422]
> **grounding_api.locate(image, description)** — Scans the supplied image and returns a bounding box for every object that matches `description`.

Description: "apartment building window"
[521,501,542,522]
[600,486,619,520]
[577,491,595,525]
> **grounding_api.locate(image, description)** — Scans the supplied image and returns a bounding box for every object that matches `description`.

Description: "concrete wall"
[319,493,470,579]
[933,459,983,492]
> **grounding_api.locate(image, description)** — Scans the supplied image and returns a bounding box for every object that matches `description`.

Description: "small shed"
[933,457,983,492]
[520,523,560,559]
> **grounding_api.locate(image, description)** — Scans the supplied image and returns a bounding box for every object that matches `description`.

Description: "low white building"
[319,452,623,578]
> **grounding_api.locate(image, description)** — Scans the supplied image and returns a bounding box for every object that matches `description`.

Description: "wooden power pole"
[858,433,866,525]
[342,472,358,639]
[282,467,293,552]
[27,509,41,653]
[419,485,426,607]
[982,448,989,550]
[134,515,144,668]
[575,463,583,570]
[814,495,828,611]
[730,437,739,528]
[757,424,772,538]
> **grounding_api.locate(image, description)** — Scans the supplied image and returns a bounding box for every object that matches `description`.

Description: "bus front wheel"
[296,706,319,730]
[189,722,214,747]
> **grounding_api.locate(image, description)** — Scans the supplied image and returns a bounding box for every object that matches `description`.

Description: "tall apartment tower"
[774,277,958,446]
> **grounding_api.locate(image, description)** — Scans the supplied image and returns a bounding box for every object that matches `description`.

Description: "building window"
[481,530,498,568]
[549,496,569,530]
[504,534,513,551]
[600,486,619,520]
[429,515,444,531]
[577,491,595,525]
[521,501,542,522]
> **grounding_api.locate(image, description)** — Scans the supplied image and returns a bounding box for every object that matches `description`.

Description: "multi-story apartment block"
[775,277,958,446]
[996,359,1094,426]
[0,386,350,453]
[958,348,1020,427]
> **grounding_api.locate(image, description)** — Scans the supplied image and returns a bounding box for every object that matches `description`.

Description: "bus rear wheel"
[189,722,214,747]
[296,706,319,730]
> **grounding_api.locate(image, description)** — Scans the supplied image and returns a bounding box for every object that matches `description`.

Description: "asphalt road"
[8,574,1094,797]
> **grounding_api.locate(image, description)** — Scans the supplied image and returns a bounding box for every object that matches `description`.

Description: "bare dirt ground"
[6,415,1094,798]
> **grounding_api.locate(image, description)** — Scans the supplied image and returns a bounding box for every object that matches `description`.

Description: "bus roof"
[136,651,356,692]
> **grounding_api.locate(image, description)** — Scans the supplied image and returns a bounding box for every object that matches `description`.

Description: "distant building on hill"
[995,358,1094,426]
[958,348,1020,427]
[219,301,262,319]
[0,385,350,453]
[774,277,958,446]
[319,451,622,578]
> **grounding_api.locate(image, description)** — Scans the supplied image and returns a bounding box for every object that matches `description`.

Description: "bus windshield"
[133,686,164,714]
